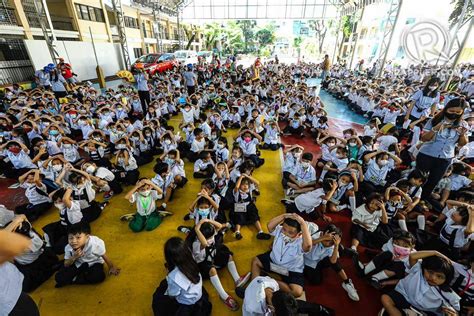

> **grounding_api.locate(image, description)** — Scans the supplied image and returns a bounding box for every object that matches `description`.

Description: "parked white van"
[174,50,198,65]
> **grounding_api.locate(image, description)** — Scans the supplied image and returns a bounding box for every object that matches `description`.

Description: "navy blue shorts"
[257,251,305,287]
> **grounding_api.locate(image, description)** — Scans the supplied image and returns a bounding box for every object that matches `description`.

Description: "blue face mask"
[49,130,59,136]
[197,208,210,217]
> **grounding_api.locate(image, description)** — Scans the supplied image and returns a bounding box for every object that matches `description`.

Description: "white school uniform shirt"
[151,173,173,193]
[291,164,317,183]
[170,159,186,178]
[448,174,472,191]
[60,200,83,225]
[352,204,382,232]
[440,208,474,248]
[20,182,51,205]
[320,144,332,161]
[236,137,259,156]
[215,147,229,162]
[193,159,214,173]
[181,108,195,123]
[377,135,398,151]
[130,191,159,216]
[459,142,474,159]
[94,167,115,181]
[200,122,212,138]
[190,138,206,153]
[329,149,349,170]
[263,125,279,144]
[15,230,44,265]
[283,152,299,173]
[270,225,306,273]
[395,262,460,314]
[166,267,203,305]
[3,150,36,169]
[364,126,377,137]
[304,231,334,269]
[61,144,80,162]
[0,262,24,315]
[243,276,279,316]
[383,109,401,125]
[64,235,106,268]
[119,156,138,171]
[364,158,394,186]
[295,188,325,214]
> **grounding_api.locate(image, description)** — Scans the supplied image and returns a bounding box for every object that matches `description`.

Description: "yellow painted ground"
[31,116,285,316]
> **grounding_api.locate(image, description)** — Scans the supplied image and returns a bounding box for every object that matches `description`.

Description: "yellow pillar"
[65,0,84,41]
[10,0,33,39]
[100,0,113,43]
[137,11,146,52]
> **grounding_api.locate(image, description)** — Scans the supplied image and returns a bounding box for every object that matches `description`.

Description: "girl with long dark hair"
[152,237,212,316]
[405,77,441,122]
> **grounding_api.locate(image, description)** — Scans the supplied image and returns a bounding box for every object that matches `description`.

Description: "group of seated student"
[0,56,473,316]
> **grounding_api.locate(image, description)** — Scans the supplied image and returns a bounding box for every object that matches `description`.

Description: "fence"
[0,60,34,85]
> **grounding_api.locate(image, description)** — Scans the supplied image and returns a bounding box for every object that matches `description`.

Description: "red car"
[131,53,177,75]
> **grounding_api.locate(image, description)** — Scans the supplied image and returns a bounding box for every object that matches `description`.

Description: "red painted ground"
[281,117,383,315]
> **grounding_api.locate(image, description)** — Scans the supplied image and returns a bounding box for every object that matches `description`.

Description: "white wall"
[24,40,126,80]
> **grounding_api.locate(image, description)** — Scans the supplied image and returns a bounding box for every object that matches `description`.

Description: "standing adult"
[134,68,150,113]
[34,66,52,90]
[57,57,77,87]
[416,98,468,199]
[321,54,331,81]
[183,64,197,95]
[50,68,68,100]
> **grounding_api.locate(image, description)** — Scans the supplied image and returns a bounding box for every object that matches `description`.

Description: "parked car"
[174,50,198,65]
[131,53,177,75]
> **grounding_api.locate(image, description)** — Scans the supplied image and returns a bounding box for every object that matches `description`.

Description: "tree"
[203,23,222,50]
[236,20,257,53]
[255,28,275,47]
[338,15,354,60]
[449,0,473,28]
[308,20,328,53]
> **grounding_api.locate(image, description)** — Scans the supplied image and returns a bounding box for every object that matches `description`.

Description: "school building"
[0,0,202,85]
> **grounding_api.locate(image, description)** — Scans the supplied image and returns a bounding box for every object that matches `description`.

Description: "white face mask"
[301,161,310,168]
[217,143,224,149]
[378,159,389,166]
[327,142,336,147]
[348,141,357,146]
[116,144,126,149]
[63,144,72,149]
[282,234,295,243]
[85,165,96,174]
[52,164,63,172]
[164,139,171,145]
[428,85,437,91]
[294,152,302,158]
[140,190,151,197]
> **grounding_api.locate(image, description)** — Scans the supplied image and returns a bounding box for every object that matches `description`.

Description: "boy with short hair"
[55,222,120,288]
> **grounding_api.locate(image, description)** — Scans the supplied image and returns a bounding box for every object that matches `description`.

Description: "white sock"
[319,169,328,181]
[336,204,348,211]
[371,270,389,281]
[44,233,51,247]
[102,184,110,192]
[398,219,408,231]
[210,275,229,300]
[351,245,357,251]
[364,261,376,274]
[227,260,240,283]
[349,196,356,212]
[417,215,426,230]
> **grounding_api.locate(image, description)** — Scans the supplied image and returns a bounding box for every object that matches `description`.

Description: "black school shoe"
[235,286,246,299]
[256,232,271,240]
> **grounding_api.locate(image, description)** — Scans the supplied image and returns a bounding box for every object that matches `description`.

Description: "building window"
[75,4,104,22]
[133,48,143,58]
[124,16,139,29]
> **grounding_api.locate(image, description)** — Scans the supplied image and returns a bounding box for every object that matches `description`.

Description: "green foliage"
[342,15,354,39]
[449,0,473,28]
[293,36,303,48]
[256,28,275,46]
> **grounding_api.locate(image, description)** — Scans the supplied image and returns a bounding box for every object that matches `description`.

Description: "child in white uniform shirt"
[152,237,212,316]
[242,276,334,316]
[304,223,359,301]
[381,251,460,316]
[186,219,249,311]
[247,213,312,298]
[6,215,58,292]
[124,178,168,233]
[350,193,390,253]
[16,169,52,221]
[355,230,416,289]
[55,222,120,287]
